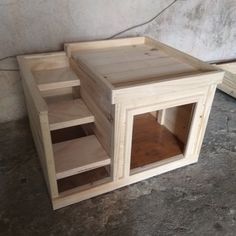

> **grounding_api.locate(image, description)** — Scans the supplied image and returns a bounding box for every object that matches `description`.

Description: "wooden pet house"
[18,37,224,209]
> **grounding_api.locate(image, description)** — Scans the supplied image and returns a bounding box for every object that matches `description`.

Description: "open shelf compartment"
[33,67,80,91]
[45,94,95,131]
[130,103,195,173]
[53,134,110,180]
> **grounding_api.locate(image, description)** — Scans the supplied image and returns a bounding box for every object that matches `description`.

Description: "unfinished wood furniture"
[214,61,236,98]
[18,37,224,210]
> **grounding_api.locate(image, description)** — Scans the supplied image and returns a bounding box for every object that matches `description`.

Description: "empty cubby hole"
[130,103,195,171]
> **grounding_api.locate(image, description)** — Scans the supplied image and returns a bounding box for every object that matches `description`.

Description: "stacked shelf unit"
[18,52,112,203]
[214,61,236,98]
[18,37,224,209]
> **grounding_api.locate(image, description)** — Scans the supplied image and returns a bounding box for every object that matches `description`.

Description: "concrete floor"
[0,90,236,236]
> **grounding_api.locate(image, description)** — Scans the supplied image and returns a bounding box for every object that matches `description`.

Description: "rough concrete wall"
[0,0,236,122]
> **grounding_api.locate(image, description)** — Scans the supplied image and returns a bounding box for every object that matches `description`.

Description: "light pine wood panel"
[25,52,69,71]
[65,37,145,57]
[163,103,195,144]
[17,56,59,198]
[74,44,167,66]
[33,67,80,91]
[94,57,177,74]
[216,62,236,74]
[71,42,200,87]
[215,62,236,98]
[70,58,113,156]
[106,62,198,84]
[218,75,236,98]
[81,87,113,156]
[53,135,110,179]
[45,95,95,131]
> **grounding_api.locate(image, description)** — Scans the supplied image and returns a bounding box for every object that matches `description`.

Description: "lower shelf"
[57,166,110,193]
[131,113,184,170]
[53,135,110,179]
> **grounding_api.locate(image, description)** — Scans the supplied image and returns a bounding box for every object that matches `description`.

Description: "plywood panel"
[45,95,95,130]
[53,135,111,179]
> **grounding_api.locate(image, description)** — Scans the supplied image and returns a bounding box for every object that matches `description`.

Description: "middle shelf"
[53,134,111,180]
[45,95,95,131]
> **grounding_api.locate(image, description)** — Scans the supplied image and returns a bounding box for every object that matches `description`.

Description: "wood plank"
[17,56,48,113]
[70,59,113,155]
[53,135,111,179]
[71,40,200,87]
[216,62,236,74]
[65,37,145,57]
[145,37,216,72]
[163,103,195,144]
[215,62,236,98]
[74,45,168,67]
[81,87,112,156]
[33,67,80,91]
[17,56,59,198]
[26,52,69,71]
[106,62,198,85]
[112,72,223,104]
[45,95,95,131]
[94,57,176,74]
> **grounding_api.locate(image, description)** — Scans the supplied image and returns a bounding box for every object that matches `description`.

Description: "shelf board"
[33,67,80,91]
[45,96,95,131]
[53,135,110,179]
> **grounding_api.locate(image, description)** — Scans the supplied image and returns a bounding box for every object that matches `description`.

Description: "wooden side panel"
[162,104,195,144]
[22,79,58,198]
[65,37,145,57]
[216,62,236,74]
[25,52,68,71]
[70,58,113,156]
[215,62,236,98]
[18,57,58,198]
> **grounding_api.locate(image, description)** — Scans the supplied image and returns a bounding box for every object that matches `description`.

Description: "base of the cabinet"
[52,154,198,210]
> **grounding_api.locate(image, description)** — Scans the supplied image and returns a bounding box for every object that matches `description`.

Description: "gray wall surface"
[0,0,236,122]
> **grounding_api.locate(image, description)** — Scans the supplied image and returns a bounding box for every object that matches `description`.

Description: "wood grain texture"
[131,113,184,170]
[17,56,59,198]
[53,135,110,179]
[163,103,194,144]
[33,67,80,91]
[215,62,236,98]
[45,95,95,131]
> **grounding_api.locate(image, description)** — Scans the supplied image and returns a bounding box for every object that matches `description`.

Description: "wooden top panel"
[71,42,201,87]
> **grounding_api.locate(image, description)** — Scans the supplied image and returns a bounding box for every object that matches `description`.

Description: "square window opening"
[130,103,195,171]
